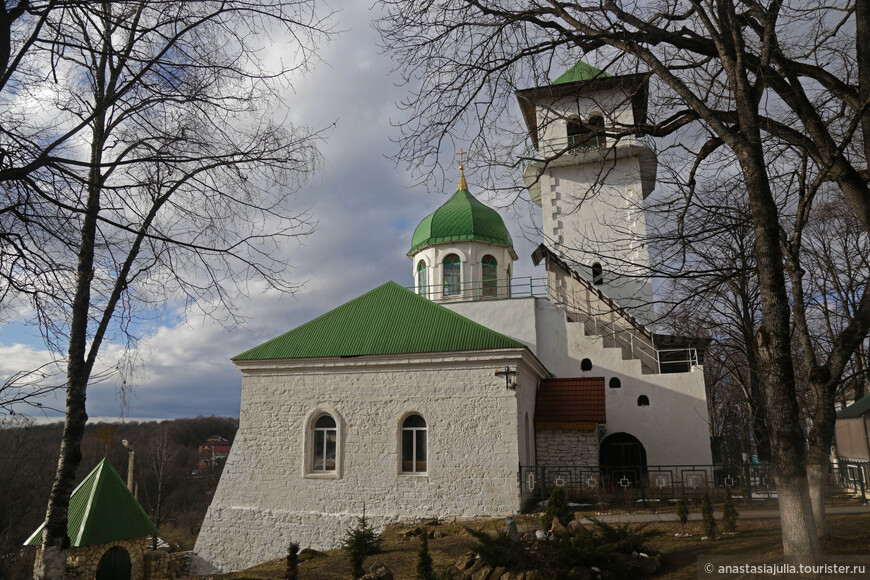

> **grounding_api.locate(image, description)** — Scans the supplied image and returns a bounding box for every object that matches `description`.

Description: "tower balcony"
[521,133,658,205]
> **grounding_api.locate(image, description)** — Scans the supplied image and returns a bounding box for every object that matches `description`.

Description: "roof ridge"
[74,459,104,545]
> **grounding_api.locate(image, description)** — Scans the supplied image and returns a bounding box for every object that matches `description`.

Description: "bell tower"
[516,61,657,323]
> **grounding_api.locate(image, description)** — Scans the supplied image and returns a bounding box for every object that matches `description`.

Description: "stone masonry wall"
[535,429,599,466]
[193,352,541,573]
[34,537,150,580]
[145,550,192,579]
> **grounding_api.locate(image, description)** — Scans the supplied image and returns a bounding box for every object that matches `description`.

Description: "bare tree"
[0,2,334,578]
[378,0,870,558]
[145,428,176,543]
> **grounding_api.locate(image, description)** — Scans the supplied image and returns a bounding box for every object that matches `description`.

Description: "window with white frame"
[443,254,461,296]
[312,414,337,472]
[482,255,498,297]
[401,414,427,473]
[417,259,428,297]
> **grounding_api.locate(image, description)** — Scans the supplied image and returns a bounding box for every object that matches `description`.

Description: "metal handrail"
[408,276,699,374]
[520,133,656,173]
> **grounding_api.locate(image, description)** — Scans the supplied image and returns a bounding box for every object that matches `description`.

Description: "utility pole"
[122,439,135,492]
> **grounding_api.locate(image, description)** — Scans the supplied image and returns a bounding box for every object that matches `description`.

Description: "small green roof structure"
[409,169,515,256]
[552,60,611,84]
[837,393,870,419]
[26,459,157,547]
[233,281,526,361]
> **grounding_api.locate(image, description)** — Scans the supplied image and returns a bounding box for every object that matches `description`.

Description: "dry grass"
[199,513,870,580]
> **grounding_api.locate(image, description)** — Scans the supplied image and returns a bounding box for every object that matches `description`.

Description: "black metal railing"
[520,460,870,507]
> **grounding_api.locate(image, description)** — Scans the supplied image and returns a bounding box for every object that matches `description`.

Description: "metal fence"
[520,460,870,507]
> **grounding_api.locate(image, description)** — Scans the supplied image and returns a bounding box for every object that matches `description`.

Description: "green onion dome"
[408,174,514,256]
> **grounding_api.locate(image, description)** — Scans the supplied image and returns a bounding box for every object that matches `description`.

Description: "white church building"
[193,63,712,573]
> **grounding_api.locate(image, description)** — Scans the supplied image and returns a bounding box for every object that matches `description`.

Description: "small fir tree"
[722,487,739,532]
[343,510,383,579]
[701,493,716,538]
[675,497,689,535]
[542,486,574,531]
[416,533,436,580]
[285,542,299,580]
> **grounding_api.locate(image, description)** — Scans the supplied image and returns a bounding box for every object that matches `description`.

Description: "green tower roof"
[409,185,514,255]
[26,459,158,547]
[233,281,525,361]
[552,60,611,84]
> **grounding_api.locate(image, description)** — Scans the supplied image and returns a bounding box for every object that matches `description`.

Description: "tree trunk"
[735,137,821,558]
[806,448,829,538]
[36,44,108,574]
[806,381,838,538]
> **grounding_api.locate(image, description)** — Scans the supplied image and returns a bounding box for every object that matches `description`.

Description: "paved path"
[578,505,870,524]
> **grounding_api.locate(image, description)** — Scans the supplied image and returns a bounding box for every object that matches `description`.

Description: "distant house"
[26,459,158,580]
[197,435,231,472]
[834,394,870,500]
[835,393,870,461]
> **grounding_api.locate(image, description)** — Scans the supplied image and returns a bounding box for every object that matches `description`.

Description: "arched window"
[567,116,585,148]
[588,115,606,148]
[401,414,427,473]
[506,264,512,298]
[581,358,593,372]
[312,414,337,472]
[482,255,498,297]
[637,395,650,407]
[443,254,461,296]
[417,260,428,297]
[591,262,604,285]
[609,377,622,389]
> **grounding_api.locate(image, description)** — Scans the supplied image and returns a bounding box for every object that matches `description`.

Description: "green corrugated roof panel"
[837,393,870,419]
[233,281,525,361]
[26,459,157,547]
[552,60,611,84]
[409,188,514,255]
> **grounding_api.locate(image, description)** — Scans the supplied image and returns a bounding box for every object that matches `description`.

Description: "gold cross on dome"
[457,148,467,169]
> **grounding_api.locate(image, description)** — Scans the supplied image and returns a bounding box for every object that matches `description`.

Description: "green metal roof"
[552,60,611,84]
[409,188,514,255]
[26,459,157,547]
[233,281,525,361]
[837,393,870,419]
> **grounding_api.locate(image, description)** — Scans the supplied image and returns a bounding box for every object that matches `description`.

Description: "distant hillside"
[0,415,238,578]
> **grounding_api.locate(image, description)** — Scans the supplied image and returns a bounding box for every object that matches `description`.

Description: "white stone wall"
[193,350,547,573]
[535,430,599,465]
[446,298,713,467]
[537,159,655,324]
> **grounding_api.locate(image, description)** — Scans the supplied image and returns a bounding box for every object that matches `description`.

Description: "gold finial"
[457,149,468,190]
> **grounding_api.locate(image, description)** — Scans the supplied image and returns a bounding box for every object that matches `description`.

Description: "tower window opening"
[609,377,621,389]
[482,255,498,297]
[588,115,606,149]
[637,395,650,407]
[592,262,604,285]
[443,254,461,296]
[567,116,585,149]
[581,358,593,371]
[567,115,606,149]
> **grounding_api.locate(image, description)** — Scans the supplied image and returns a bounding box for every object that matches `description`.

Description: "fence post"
[743,462,752,506]
[860,465,867,502]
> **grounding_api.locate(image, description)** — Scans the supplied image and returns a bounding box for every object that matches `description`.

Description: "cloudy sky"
[0,4,545,422]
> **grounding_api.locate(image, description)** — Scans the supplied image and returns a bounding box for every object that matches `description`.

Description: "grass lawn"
[199,512,870,579]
